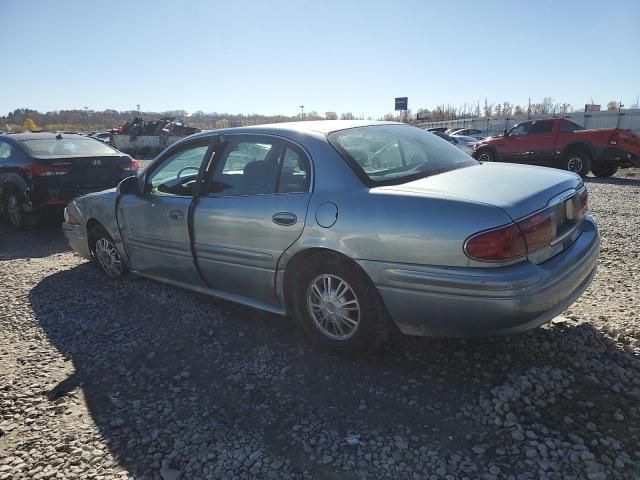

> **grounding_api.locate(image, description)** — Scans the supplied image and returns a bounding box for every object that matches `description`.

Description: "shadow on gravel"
[0,220,69,260]
[29,264,640,479]
[585,176,640,187]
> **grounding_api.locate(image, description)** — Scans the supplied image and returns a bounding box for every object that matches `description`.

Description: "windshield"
[21,138,117,157]
[328,125,476,186]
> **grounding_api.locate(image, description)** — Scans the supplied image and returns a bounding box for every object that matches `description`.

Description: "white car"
[432,132,475,155]
[450,128,486,140]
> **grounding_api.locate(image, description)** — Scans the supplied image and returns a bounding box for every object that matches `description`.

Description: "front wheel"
[475,148,494,162]
[590,161,618,178]
[293,253,389,354]
[561,151,591,177]
[89,226,126,278]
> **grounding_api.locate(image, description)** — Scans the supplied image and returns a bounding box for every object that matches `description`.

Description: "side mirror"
[117,175,142,196]
[502,129,508,137]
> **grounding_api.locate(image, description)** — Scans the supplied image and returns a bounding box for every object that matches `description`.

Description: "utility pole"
[299,105,304,120]
[137,104,141,120]
[617,101,624,128]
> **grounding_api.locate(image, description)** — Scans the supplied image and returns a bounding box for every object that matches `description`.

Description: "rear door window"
[208,138,280,196]
[528,120,553,134]
[277,146,311,193]
[561,120,585,132]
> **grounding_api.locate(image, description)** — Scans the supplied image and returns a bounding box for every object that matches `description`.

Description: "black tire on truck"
[561,150,591,177]
[475,148,494,162]
[590,161,618,178]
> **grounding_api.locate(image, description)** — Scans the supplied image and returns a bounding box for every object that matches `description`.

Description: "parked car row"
[47,120,599,353]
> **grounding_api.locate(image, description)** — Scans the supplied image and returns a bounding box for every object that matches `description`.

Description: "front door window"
[147,144,210,196]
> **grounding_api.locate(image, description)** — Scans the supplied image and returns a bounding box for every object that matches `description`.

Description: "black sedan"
[0,132,138,229]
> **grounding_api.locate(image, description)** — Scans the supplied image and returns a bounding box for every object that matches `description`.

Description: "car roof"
[188,120,400,140]
[0,132,90,141]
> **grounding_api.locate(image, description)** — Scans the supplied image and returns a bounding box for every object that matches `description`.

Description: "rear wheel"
[293,253,390,354]
[561,151,591,177]
[590,161,618,178]
[4,188,38,230]
[89,225,126,278]
[476,148,494,162]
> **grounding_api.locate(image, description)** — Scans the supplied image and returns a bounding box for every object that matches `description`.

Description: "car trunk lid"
[376,162,582,220]
[42,155,133,189]
[376,162,587,263]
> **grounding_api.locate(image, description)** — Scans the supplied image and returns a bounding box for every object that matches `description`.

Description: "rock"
[160,467,182,480]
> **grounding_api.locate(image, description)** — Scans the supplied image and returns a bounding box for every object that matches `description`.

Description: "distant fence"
[415,109,640,135]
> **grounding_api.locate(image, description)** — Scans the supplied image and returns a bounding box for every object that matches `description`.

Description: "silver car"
[63,121,599,353]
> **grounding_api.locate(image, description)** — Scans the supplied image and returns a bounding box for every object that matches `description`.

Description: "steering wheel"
[177,166,200,179]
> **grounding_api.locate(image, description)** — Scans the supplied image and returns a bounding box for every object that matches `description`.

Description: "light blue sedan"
[63,121,599,353]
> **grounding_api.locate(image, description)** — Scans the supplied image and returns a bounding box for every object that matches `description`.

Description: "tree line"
[2,98,637,132]
[0,108,372,133]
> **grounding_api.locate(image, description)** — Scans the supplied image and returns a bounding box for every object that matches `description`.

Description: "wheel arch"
[281,247,375,316]
[560,141,594,160]
[86,218,106,252]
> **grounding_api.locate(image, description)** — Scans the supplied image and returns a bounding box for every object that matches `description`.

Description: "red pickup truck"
[472,118,640,177]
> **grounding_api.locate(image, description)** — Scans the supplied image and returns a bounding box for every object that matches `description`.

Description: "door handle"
[272,212,297,226]
[168,209,184,221]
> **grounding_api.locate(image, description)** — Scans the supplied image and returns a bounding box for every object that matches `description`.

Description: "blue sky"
[1,0,638,118]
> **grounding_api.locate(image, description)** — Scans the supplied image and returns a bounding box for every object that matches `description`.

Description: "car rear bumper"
[358,216,599,337]
[62,222,92,260]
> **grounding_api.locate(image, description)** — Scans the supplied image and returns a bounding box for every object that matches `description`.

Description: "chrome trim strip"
[194,243,274,264]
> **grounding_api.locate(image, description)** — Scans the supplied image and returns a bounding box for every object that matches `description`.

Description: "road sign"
[395,97,408,111]
[416,111,431,120]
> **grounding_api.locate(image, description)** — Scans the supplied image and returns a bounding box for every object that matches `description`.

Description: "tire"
[293,253,390,354]
[3,187,38,230]
[475,148,494,162]
[590,161,618,178]
[89,225,126,278]
[561,151,591,177]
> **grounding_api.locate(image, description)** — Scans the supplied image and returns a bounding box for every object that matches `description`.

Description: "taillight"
[578,188,588,217]
[120,159,139,171]
[25,164,71,177]
[464,224,527,261]
[465,209,554,261]
[518,211,553,252]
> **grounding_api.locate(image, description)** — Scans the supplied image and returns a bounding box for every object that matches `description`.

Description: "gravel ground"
[1,171,639,480]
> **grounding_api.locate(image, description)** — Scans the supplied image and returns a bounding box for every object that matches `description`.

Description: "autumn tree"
[23,118,38,131]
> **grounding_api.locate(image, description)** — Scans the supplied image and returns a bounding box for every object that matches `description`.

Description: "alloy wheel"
[95,237,123,277]
[478,151,492,162]
[567,157,583,173]
[307,274,361,340]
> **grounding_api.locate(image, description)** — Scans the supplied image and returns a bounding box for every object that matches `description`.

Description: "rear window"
[21,138,117,157]
[328,125,476,186]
